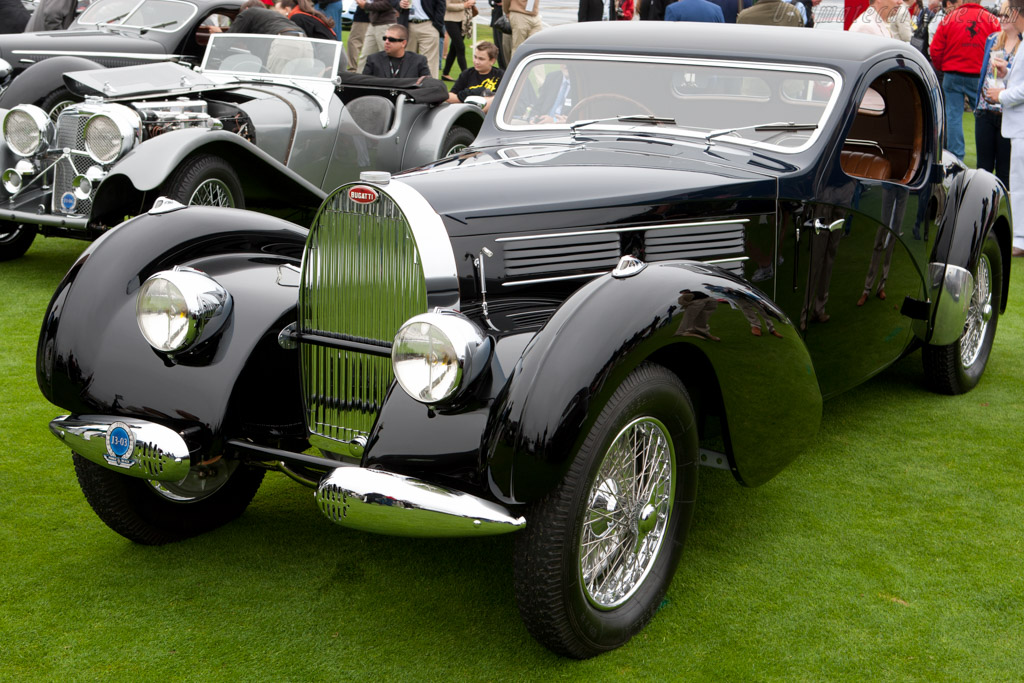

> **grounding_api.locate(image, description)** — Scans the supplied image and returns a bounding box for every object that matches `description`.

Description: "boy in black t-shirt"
[447,41,504,112]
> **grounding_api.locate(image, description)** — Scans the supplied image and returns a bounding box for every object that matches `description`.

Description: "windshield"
[77,0,197,31]
[200,33,342,80]
[498,55,841,153]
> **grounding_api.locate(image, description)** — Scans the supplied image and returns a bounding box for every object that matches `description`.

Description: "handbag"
[493,12,512,34]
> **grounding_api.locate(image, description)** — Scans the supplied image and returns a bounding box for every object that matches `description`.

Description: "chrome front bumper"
[49,415,191,481]
[316,467,526,537]
[0,206,88,229]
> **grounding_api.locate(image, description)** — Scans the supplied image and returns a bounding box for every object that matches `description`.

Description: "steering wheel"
[567,94,654,122]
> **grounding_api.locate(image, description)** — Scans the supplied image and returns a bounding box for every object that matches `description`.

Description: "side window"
[841,71,926,185]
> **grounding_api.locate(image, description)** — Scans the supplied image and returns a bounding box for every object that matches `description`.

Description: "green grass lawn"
[1,117,1021,680]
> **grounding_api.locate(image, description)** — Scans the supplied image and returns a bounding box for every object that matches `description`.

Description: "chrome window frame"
[494,52,844,155]
[76,0,198,34]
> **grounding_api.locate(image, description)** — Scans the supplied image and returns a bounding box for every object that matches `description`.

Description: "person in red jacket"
[930,0,1000,158]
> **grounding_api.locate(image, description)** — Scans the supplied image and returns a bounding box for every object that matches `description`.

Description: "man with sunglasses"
[363,24,431,77]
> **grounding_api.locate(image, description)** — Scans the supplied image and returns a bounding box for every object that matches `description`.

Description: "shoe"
[813,312,830,323]
[1013,247,1024,257]
[751,326,762,336]
[876,289,886,301]
[442,75,455,82]
[770,329,783,339]
[856,292,868,307]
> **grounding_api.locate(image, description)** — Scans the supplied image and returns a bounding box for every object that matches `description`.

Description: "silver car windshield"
[77,0,197,32]
[200,33,341,80]
[497,54,842,153]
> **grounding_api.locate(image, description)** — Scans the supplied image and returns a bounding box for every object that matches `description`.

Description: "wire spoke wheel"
[147,459,240,503]
[960,252,992,369]
[189,178,236,207]
[580,417,674,609]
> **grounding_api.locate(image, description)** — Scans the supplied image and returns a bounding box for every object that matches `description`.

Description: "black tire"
[0,221,36,261]
[38,86,80,122]
[159,154,245,209]
[513,363,699,658]
[441,125,474,157]
[923,230,1003,394]
[73,453,265,545]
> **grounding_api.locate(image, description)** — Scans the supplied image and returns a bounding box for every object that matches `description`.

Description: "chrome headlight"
[2,104,52,157]
[136,267,232,354]
[392,312,492,404]
[84,107,141,164]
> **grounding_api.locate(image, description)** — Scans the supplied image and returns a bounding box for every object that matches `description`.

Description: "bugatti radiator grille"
[299,191,427,449]
[52,112,93,216]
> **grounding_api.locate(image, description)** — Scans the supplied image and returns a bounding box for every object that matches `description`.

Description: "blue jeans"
[942,72,979,160]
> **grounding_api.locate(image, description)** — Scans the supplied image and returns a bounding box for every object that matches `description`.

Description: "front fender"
[924,168,1010,345]
[402,103,484,169]
[95,129,327,217]
[487,262,823,502]
[37,206,309,456]
[0,56,102,108]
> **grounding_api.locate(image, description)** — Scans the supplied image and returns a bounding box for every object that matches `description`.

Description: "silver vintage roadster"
[0,33,483,260]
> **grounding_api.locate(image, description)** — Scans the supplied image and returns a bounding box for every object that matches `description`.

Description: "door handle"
[812,218,845,235]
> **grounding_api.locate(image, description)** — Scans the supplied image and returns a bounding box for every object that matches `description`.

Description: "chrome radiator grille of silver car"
[299,190,428,451]
[52,111,93,217]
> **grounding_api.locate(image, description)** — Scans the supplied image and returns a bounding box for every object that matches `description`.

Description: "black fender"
[486,261,823,502]
[923,167,1011,344]
[91,129,327,224]
[0,56,102,109]
[402,102,484,169]
[37,206,309,457]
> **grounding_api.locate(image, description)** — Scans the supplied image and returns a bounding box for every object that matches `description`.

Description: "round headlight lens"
[84,114,125,164]
[392,319,462,403]
[2,105,50,157]
[136,276,190,352]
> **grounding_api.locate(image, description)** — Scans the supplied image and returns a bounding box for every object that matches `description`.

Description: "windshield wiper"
[139,20,180,33]
[570,114,677,133]
[704,121,817,144]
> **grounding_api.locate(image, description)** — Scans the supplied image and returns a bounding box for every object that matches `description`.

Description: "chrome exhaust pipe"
[316,467,526,537]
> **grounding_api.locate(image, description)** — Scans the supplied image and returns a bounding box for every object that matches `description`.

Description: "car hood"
[399,139,784,238]
[0,30,168,63]
[64,62,219,98]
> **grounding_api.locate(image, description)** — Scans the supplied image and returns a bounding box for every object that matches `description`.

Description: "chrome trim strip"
[49,415,191,481]
[11,50,184,60]
[501,271,609,287]
[928,262,973,346]
[315,467,526,537]
[704,256,749,265]
[494,219,749,243]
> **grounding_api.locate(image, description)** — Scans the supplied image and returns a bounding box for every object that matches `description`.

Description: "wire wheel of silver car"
[39,86,80,123]
[513,363,698,659]
[0,221,36,261]
[923,230,1003,395]
[441,125,475,157]
[160,154,245,211]
[72,453,265,545]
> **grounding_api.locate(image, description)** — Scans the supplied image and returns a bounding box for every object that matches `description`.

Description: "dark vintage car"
[0,0,244,116]
[38,24,1010,657]
[0,33,483,260]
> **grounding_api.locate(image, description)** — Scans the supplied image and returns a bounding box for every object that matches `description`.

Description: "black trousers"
[975,109,1011,188]
[443,20,466,75]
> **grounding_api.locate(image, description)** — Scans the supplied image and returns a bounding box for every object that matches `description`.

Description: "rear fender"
[0,57,102,108]
[486,261,823,502]
[37,206,309,456]
[402,103,484,169]
[923,168,1010,345]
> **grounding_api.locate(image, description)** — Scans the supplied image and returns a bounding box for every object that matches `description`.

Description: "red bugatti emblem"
[348,186,378,204]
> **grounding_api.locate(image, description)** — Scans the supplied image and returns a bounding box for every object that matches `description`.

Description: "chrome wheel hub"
[961,253,992,369]
[148,459,238,503]
[579,417,675,610]
[189,179,235,207]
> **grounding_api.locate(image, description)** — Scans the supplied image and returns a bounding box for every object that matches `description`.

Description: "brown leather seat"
[840,150,892,181]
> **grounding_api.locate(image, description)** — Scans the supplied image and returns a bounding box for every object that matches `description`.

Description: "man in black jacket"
[363,24,431,77]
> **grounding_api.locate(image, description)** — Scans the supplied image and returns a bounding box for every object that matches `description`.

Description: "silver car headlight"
[84,107,141,164]
[2,104,52,157]
[136,267,232,354]
[392,311,492,404]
